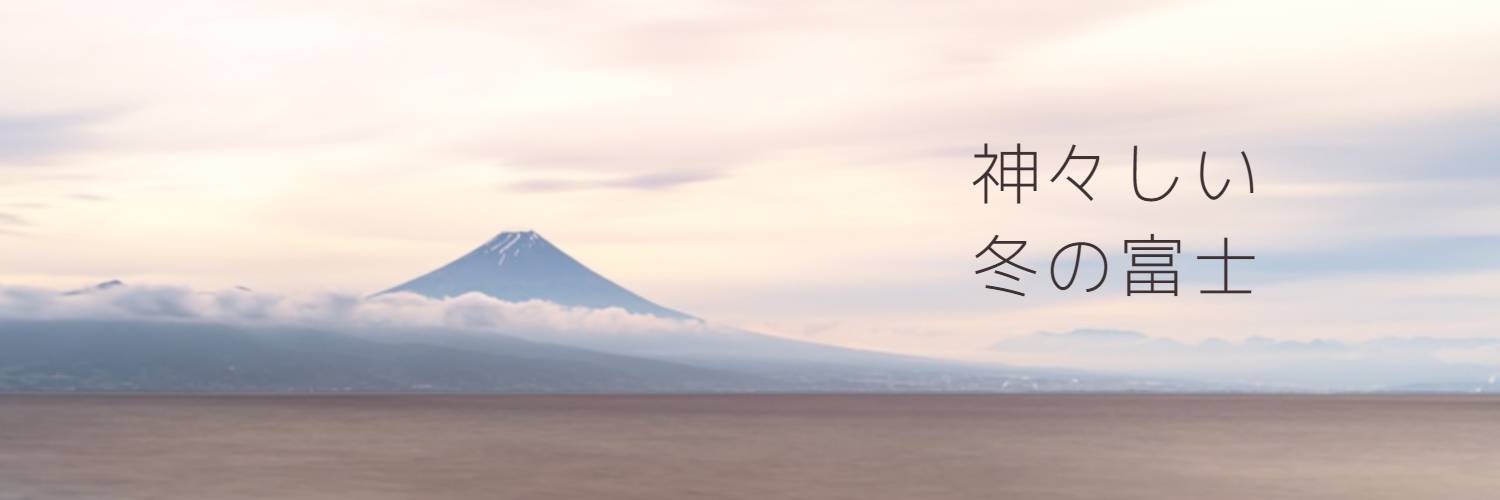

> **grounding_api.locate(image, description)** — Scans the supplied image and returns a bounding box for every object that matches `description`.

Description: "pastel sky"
[2,0,1497,362]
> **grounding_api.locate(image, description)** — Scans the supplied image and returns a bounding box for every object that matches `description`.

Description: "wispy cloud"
[0,112,101,166]
[0,212,26,227]
[506,170,722,193]
[0,283,712,337]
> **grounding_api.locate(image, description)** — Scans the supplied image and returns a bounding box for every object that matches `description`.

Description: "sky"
[1,0,1497,363]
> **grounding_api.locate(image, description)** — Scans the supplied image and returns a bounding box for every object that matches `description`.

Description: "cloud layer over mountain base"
[0,284,711,337]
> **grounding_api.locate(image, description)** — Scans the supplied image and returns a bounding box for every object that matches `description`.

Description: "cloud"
[1258,235,1500,278]
[506,170,722,193]
[0,283,712,337]
[1435,344,1500,366]
[0,112,101,166]
[0,212,28,237]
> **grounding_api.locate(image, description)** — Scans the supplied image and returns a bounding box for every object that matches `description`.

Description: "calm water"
[1,394,1496,499]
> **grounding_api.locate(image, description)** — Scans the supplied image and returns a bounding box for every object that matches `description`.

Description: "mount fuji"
[379,231,691,320]
[376,230,898,363]
[366,231,1192,392]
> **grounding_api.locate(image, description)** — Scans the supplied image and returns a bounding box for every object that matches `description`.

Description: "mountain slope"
[379,231,692,320]
[0,319,769,393]
[376,231,935,367]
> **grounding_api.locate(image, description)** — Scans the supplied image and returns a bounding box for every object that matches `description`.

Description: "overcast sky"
[1,0,1496,361]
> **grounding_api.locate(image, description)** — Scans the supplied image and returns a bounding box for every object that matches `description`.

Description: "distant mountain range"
[0,319,766,393]
[6,231,1488,393]
[2,231,1195,393]
[993,329,1500,393]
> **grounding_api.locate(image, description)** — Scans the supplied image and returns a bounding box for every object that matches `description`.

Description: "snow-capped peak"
[481,231,541,267]
[378,230,694,320]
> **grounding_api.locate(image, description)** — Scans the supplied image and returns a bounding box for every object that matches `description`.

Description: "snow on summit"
[379,231,694,320]
[482,230,539,268]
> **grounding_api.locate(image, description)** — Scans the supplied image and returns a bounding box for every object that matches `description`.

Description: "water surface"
[1,394,1495,499]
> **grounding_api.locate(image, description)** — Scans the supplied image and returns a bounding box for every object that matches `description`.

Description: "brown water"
[1,394,1496,499]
